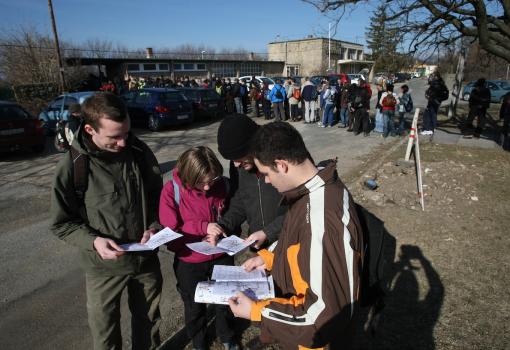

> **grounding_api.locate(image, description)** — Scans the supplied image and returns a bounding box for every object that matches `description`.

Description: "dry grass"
[352,142,510,349]
[436,100,504,135]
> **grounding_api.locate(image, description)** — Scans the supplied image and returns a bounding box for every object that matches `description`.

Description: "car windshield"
[496,81,510,90]
[158,92,187,103]
[310,78,320,84]
[201,90,221,100]
[260,78,274,84]
[0,106,31,121]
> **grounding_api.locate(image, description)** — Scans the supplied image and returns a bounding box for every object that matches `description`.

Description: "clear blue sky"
[1,0,374,53]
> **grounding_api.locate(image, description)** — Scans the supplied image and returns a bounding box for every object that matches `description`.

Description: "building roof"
[64,57,284,65]
[269,37,363,47]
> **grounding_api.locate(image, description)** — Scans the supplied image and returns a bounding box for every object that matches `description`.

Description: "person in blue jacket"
[270,80,286,121]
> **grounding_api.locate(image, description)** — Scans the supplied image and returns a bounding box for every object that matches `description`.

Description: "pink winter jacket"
[159,168,237,263]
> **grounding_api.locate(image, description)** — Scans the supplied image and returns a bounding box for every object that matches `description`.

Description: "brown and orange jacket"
[250,163,364,350]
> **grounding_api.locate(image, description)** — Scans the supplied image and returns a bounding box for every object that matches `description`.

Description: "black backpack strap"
[70,146,88,201]
[131,136,146,177]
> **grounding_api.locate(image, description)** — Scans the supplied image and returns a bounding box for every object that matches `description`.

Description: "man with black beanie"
[215,113,288,350]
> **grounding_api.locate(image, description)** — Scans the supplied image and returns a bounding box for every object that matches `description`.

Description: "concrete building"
[268,36,374,77]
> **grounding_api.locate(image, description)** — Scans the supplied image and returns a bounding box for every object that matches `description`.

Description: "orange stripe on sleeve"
[298,346,324,350]
[258,249,274,271]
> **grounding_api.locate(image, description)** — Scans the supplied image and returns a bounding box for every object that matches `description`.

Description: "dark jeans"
[353,108,369,133]
[289,104,299,120]
[340,108,349,126]
[174,254,235,349]
[284,99,290,120]
[242,96,248,114]
[262,100,272,119]
[466,107,487,137]
[272,102,285,121]
[323,104,335,126]
[398,111,406,135]
[234,98,242,114]
[422,100,440,131]
[382,109,396,138]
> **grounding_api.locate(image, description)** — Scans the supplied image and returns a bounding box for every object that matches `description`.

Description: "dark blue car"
[120,88,194,132]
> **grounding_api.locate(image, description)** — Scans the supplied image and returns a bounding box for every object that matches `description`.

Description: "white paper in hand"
[186,235,254,256]
[120,227,182,251]
[211,265,266,282]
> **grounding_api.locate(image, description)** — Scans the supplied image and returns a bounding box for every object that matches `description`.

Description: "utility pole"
[48,0,66,93]
[448,46,469,118]
[328,22,331,69]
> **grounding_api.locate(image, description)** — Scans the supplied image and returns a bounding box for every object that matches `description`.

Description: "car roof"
[176,87,215,90]
[0,101,21,107]
[137,88,180,92]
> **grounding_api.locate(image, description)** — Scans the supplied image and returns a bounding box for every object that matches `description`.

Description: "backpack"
[327,88,336,102]
[275,86,283,99]
[172,176,230,208]
[478,88,491,108]
[70,137,147,217]
[354,93,363,108]
[240,85,246,95]
[54,120,69,153]
[356,203,387,333]
[311,87,319,100]
[384,93,395,107]
[264,90,270,100]
[215,86,222,95]
[293,87,301,99]
[405,95,413,112]
[437,84,449,102]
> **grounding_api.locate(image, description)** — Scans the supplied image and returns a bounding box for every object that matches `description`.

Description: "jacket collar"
[280,163,337,206]
[73,123,135,160]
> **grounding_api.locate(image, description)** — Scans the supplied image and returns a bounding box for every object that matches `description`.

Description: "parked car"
[176,87,224,118]
[394,73,408,83]
[39,91,101,134]
[311,74,351,85]
[347,74,367,82]
[238,76,275,90]
[120,88,193,132]
[410,72,421,78]
[461,80,510,103]
[1,101,46,153]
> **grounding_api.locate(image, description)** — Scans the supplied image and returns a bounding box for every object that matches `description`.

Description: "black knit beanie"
[217,114,259,160]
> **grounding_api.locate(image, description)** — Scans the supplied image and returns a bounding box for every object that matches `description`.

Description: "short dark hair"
[81,92,127,131]
[358,79,366,87]
[401,85,409,93]
[329,80,335,87]
[275,79,280,84]
[249,122,309,170]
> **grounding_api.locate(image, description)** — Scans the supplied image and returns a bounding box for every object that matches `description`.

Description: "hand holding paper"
[119,227,182,252]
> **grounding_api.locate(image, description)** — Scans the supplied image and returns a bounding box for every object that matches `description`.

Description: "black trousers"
[173,254,235,348]
[262,99,272,119]
[289,104,299,120]
[466,107,487,137]
[284,99,290,120]
[242,96,248,114]
[353,108,369,133]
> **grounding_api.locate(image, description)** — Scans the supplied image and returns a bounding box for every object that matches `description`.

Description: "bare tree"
[303,0,510,63]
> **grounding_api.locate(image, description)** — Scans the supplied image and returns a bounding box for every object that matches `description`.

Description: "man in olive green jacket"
[50,93,164,350]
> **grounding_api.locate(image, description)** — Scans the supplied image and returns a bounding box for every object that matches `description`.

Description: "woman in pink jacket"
[159,146,239,350]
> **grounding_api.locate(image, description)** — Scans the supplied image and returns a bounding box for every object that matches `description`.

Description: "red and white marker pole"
[405,108,420,161]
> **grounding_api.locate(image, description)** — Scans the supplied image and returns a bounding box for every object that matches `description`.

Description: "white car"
[238,76,275,90]
[410,72,421,78]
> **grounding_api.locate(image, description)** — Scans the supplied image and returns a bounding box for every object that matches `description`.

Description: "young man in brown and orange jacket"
[229,121,364,350]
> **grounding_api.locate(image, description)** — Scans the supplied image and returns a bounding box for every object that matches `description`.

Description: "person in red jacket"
[159,146,239,350]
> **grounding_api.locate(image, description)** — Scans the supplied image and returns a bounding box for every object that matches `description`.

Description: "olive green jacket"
[50,126,164,277]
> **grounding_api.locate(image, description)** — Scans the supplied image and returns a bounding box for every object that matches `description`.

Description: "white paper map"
[211,265,267,282]
[213,281,269,297]
[195,276,275,305]
[119,227,182,251]
[186,235,254,256]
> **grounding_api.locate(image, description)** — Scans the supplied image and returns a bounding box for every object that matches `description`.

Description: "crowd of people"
[50,92,364,350]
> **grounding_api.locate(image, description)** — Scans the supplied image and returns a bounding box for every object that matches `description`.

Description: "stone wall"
[12,83,59,103]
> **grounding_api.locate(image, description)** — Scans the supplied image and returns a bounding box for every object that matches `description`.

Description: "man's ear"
[274,159,289,173]
[84,124,95,136]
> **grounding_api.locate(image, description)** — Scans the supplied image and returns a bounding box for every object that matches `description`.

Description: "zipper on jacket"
[268,312,306,323]
[257,178,266,228]
[130,175,137,204]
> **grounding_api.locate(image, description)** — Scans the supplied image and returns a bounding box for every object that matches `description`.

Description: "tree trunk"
[448,46,469,118]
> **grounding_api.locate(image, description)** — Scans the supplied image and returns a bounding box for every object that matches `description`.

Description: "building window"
[240,63,261,77]
[127,64,140,71]
[348,49,356,60]
[357,51,363,60]
[174,64,182,70]
[211,63,236,77]
[341,48,347,60]
[143,64,157,71]
[286,65,299,76]
[350,64,357,73]
[159,64,169,71]
[196,63,206,70]
[183,63,194,70]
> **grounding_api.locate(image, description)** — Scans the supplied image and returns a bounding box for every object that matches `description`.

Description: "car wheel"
[147,114,161,132]
[463,93,470,101]
[31,144,45,153]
